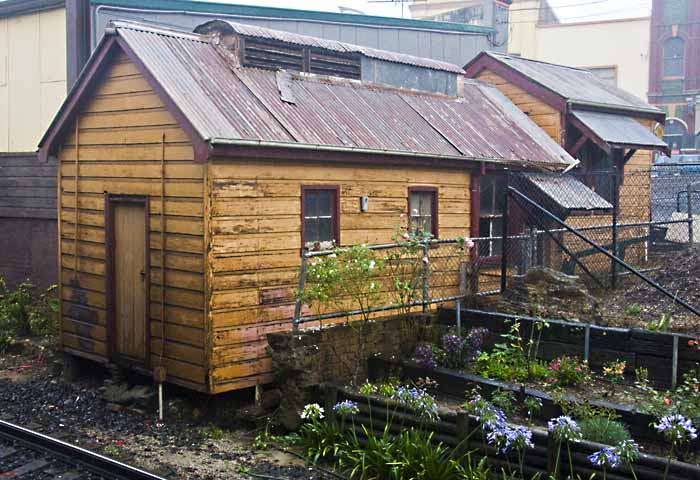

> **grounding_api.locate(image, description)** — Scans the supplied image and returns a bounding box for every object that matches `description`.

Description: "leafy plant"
[579,415,632,445]
[625,304,643,316]
[491,389,517,417]
[546,356,589,388]
[0,279,58,350]
[647,313,672,332]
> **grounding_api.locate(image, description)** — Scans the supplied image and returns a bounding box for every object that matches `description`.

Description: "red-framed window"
[301,185,340,250]
[408,186,438,238]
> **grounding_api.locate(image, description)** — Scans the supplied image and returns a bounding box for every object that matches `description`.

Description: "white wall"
[508,7,650,102]
[533,18,650,101]
[0,8,67,153]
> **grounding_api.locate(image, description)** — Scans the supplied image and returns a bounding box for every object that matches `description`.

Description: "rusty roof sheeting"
[571,110,668,150]
[482,52,661,115]
[521,173,613,212]
[114,23,574,167]
[194,20,464,74]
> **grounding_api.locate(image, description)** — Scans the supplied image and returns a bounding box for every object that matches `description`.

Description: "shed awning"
[570,110,669,154]
[518,173,612,219]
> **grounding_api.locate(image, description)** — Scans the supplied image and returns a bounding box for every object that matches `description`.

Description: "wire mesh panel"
[293,238,476,329]
[504,169,695,288]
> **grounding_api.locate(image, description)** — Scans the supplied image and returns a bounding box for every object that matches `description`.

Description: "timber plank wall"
[207,159,471,393]
[58,52,208,392]
[0,152,58,288]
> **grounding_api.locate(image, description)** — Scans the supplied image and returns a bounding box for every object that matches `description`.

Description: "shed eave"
[208,137,568,170]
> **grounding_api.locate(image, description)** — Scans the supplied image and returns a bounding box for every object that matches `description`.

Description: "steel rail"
[0,420,168,480]
[508,186,700,318]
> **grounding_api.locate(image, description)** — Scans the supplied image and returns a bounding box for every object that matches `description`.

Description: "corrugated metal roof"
[194,20,464,74]
[482,52,661,115]
[108,23,575,167]
[571,110,668,149]
[521,173,613,212]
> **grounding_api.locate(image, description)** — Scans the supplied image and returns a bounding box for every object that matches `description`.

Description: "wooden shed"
[464,52,669,222]
[38,21,574,394]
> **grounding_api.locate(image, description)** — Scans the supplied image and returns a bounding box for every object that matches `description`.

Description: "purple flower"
[333,400,359,416]
[473,403,507,432]
[655,414,698,442]
[391,385,439,421]
[548,416,582,442]
[468,327,489,351]
[441,334,465,355]
[413,344,437,369]
[589,447,621,469]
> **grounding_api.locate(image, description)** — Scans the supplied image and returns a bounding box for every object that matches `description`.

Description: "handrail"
[508,186,700,318]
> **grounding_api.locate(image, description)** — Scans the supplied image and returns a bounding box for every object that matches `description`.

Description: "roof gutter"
[208,137,569,171]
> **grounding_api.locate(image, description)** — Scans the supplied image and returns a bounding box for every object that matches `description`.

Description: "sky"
[200,0,652,23]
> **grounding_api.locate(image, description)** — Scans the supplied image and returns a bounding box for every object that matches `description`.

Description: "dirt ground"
[0,344,335,480]
[597,246,700,335]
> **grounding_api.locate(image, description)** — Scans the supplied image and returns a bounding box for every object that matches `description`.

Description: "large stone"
[499,267,602,322]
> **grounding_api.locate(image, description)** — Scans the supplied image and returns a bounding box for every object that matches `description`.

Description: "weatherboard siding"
[474,69,562,144]
[57,52,208,391]
[207,158,472,393]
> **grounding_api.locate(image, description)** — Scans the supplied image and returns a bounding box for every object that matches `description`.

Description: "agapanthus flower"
[616,439,640,463]
[391,386,439,421]
[548,416,582,442]
[655,414,698,442]
[413,344,437,369]
[300,403,324,421]
[473,403,507,432]
[333,400,359,417]
[588,447,621,469]
[441,334,465,355]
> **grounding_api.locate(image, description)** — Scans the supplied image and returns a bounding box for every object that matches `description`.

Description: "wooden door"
[107,196,149,366]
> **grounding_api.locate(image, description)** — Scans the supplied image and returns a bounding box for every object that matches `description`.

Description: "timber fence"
[321,384,700,480]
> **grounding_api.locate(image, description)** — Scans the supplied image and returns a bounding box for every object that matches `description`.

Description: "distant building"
[648,0,700,154]
[506,0,650,103]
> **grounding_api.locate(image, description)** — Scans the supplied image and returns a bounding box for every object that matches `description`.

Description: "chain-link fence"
[293,238,481,329]
[501,168,695,289]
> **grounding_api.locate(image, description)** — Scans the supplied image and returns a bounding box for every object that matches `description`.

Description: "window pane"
[304,218,318,243]
[318,218,332,242]
[419,193,432,216]
[409,192,421,216]
[318,190,332,216]
[491,217,503,256]
[664,38,684,77]
[304,191,317,217]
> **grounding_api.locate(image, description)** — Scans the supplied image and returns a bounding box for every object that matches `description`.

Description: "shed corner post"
[500,170,510,294]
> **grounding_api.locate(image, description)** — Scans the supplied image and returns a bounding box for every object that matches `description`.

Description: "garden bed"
[369,357,665,444]
[308,383,700,480]
[438,308,700,388]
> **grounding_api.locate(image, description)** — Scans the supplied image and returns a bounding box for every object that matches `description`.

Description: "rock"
[261,388,282,410]
[499,266,602,322]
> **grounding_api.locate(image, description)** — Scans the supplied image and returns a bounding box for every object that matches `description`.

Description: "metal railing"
[292,237,482,330]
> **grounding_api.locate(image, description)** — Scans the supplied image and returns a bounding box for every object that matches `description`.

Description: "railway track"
[0,420,169,480]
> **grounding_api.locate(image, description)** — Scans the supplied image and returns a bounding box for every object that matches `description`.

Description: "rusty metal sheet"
[115,24,575,167]
[486,52,659,114]
[197,20,464,74]
[571,110,668,149]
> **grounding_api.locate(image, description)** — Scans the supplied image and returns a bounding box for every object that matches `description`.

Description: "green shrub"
[547,356,589,387]
[579,416,631,445]
[0,278,58,349]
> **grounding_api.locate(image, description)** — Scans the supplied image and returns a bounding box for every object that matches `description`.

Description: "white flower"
[300,403,324,421]
[328,253,337,258]
[422,256,429,265]
[370,282,376,290]
[369,260,375,270]
[402,232,410,240]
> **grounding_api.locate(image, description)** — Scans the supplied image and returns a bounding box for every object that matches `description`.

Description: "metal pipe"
[456,299,462,334]
[295,294,467,325]
[511,193,603,288]
[509,186,700,318]
[158,383,164,422]
[687,186,694,245]
[672,335,679,389]
[611,168,619,289]
[584,325,590,363]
